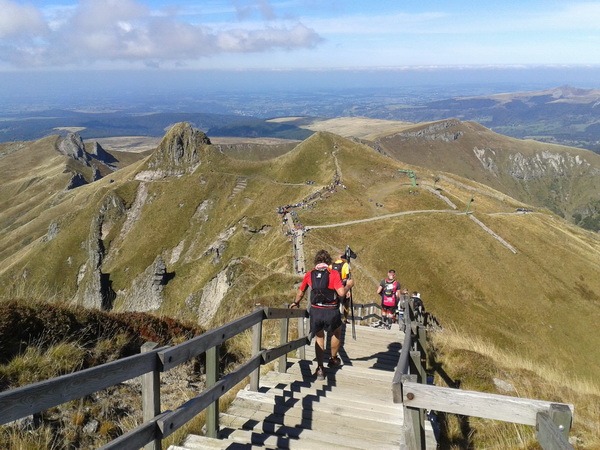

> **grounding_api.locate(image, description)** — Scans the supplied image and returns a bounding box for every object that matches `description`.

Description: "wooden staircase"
[169,324,436,449]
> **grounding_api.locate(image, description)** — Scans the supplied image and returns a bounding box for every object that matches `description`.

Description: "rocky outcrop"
[57,133,106,189]
[121,256,169,312]
[194,261,239,327]
[137,122,211,180]
[507,151,595,181]
[42,221,60,242]
[90,141,117,165]
[473,147,499,173]
[73,193,125,310]
[390,119,464,142]
[57,133,89,165]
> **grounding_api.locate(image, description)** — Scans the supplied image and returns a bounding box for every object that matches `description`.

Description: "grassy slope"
[376,120,600,221]
[1,127,599,447]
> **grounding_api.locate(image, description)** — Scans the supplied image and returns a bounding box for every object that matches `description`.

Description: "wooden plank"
[159,309,263,371]
[297,316,306,360]
[0,347,166,425]
[99,413,169,450]
[278,316,289,373]
[249,318,263,391]
[392,328,413,402]
[158,352,262,438]
[141,342,161,450]
[402,381,574,426]
[205,345,220,438]
[404,405,425,450]
[264,307,308,320]
[536,410,574,450]
[264,337,309,364]
[353,302,381,308]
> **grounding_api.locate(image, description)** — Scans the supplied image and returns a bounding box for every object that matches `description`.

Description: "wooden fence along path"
[169,324,435,450]
[0,301,574,449]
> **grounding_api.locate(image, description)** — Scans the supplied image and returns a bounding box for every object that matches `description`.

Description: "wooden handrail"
[1,306,310,449]
[158,309,264,371]
[393,298,574,450]
[0,344,169,426]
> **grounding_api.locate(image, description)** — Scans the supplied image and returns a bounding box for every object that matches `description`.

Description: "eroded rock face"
[121,256,168,312]
[73,193,125,310]
[138,122,212,179]
[195,263,238,327]
[58,133,89,164]
[393,119,464,142]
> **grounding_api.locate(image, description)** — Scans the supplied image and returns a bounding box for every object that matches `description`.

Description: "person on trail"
[330,254,352,324]
[376,270,401,330]
[397,288,409,332]
[290,249,354,381]
[411,291,424,315]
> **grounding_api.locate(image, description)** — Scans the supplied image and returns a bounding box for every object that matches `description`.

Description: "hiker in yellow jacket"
[330,254,352,323]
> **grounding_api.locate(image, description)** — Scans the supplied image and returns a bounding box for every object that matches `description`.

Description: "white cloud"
[0,0,321,68]
[0,0,48,38]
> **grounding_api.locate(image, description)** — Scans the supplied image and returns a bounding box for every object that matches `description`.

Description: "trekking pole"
[349,290,356,340]
[344,244,358,340]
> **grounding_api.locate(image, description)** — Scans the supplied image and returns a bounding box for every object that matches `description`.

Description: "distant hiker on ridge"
[290,249,354,381]
[376,269,401,330]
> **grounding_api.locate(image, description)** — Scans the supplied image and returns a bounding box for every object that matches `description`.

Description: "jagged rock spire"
[57,132,89,165]
[146,122,211,175]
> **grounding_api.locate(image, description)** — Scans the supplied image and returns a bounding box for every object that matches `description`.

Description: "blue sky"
[0,0,599,70]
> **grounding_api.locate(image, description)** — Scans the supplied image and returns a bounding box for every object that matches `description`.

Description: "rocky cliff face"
[473,147,599,181]
[56,133,106,188]
[390,119,464,142]
[121,256,168,312]
[137,122,211,180]
[73,193,125,310]
[57,133,89,165]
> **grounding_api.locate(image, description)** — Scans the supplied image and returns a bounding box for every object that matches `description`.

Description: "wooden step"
[234,389,401,424]
[224,402,402,436]
[221,405,402,446]
[247,384,403,416]
[257,376,401,406]
[221,427,373,449]
[286,357,398,381]
[220,413,399,449]
[169,434,273,449]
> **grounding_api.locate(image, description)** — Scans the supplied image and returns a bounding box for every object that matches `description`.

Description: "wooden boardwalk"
[169,323,437,449]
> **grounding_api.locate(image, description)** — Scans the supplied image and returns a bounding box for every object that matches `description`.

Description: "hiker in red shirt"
[290,249,354,381]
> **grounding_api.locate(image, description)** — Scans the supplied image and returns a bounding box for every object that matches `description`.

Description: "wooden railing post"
[205,344,220,438]
[141,342,161,450]
[536,403,573,449]
[279,309,289,373]
[402,374,425,450]
[297,313,306,360]
[249,306,264,391]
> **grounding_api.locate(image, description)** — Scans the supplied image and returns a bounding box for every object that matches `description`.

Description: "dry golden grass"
[431,326,600,448]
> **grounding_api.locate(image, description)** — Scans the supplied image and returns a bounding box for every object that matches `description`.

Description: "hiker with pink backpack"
[376,269,401,330]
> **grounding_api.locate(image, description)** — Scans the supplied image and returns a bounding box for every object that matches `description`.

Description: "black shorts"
[310,306,342,335]
[382,304,397,315]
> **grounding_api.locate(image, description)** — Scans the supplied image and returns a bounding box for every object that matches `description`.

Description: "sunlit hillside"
[1,122,599,447]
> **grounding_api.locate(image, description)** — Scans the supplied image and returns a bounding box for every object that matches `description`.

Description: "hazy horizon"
[1,65,599,115]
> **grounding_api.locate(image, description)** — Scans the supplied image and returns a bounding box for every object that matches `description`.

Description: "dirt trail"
[307,209,462,229]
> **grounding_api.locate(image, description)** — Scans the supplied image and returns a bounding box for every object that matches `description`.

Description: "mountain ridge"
[0,122,599,446]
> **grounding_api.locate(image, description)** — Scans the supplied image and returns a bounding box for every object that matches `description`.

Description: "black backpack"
[310,269,337,306]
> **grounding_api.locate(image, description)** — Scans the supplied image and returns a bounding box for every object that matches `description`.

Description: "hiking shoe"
[315,366,325,381]
[328,356,341,367]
